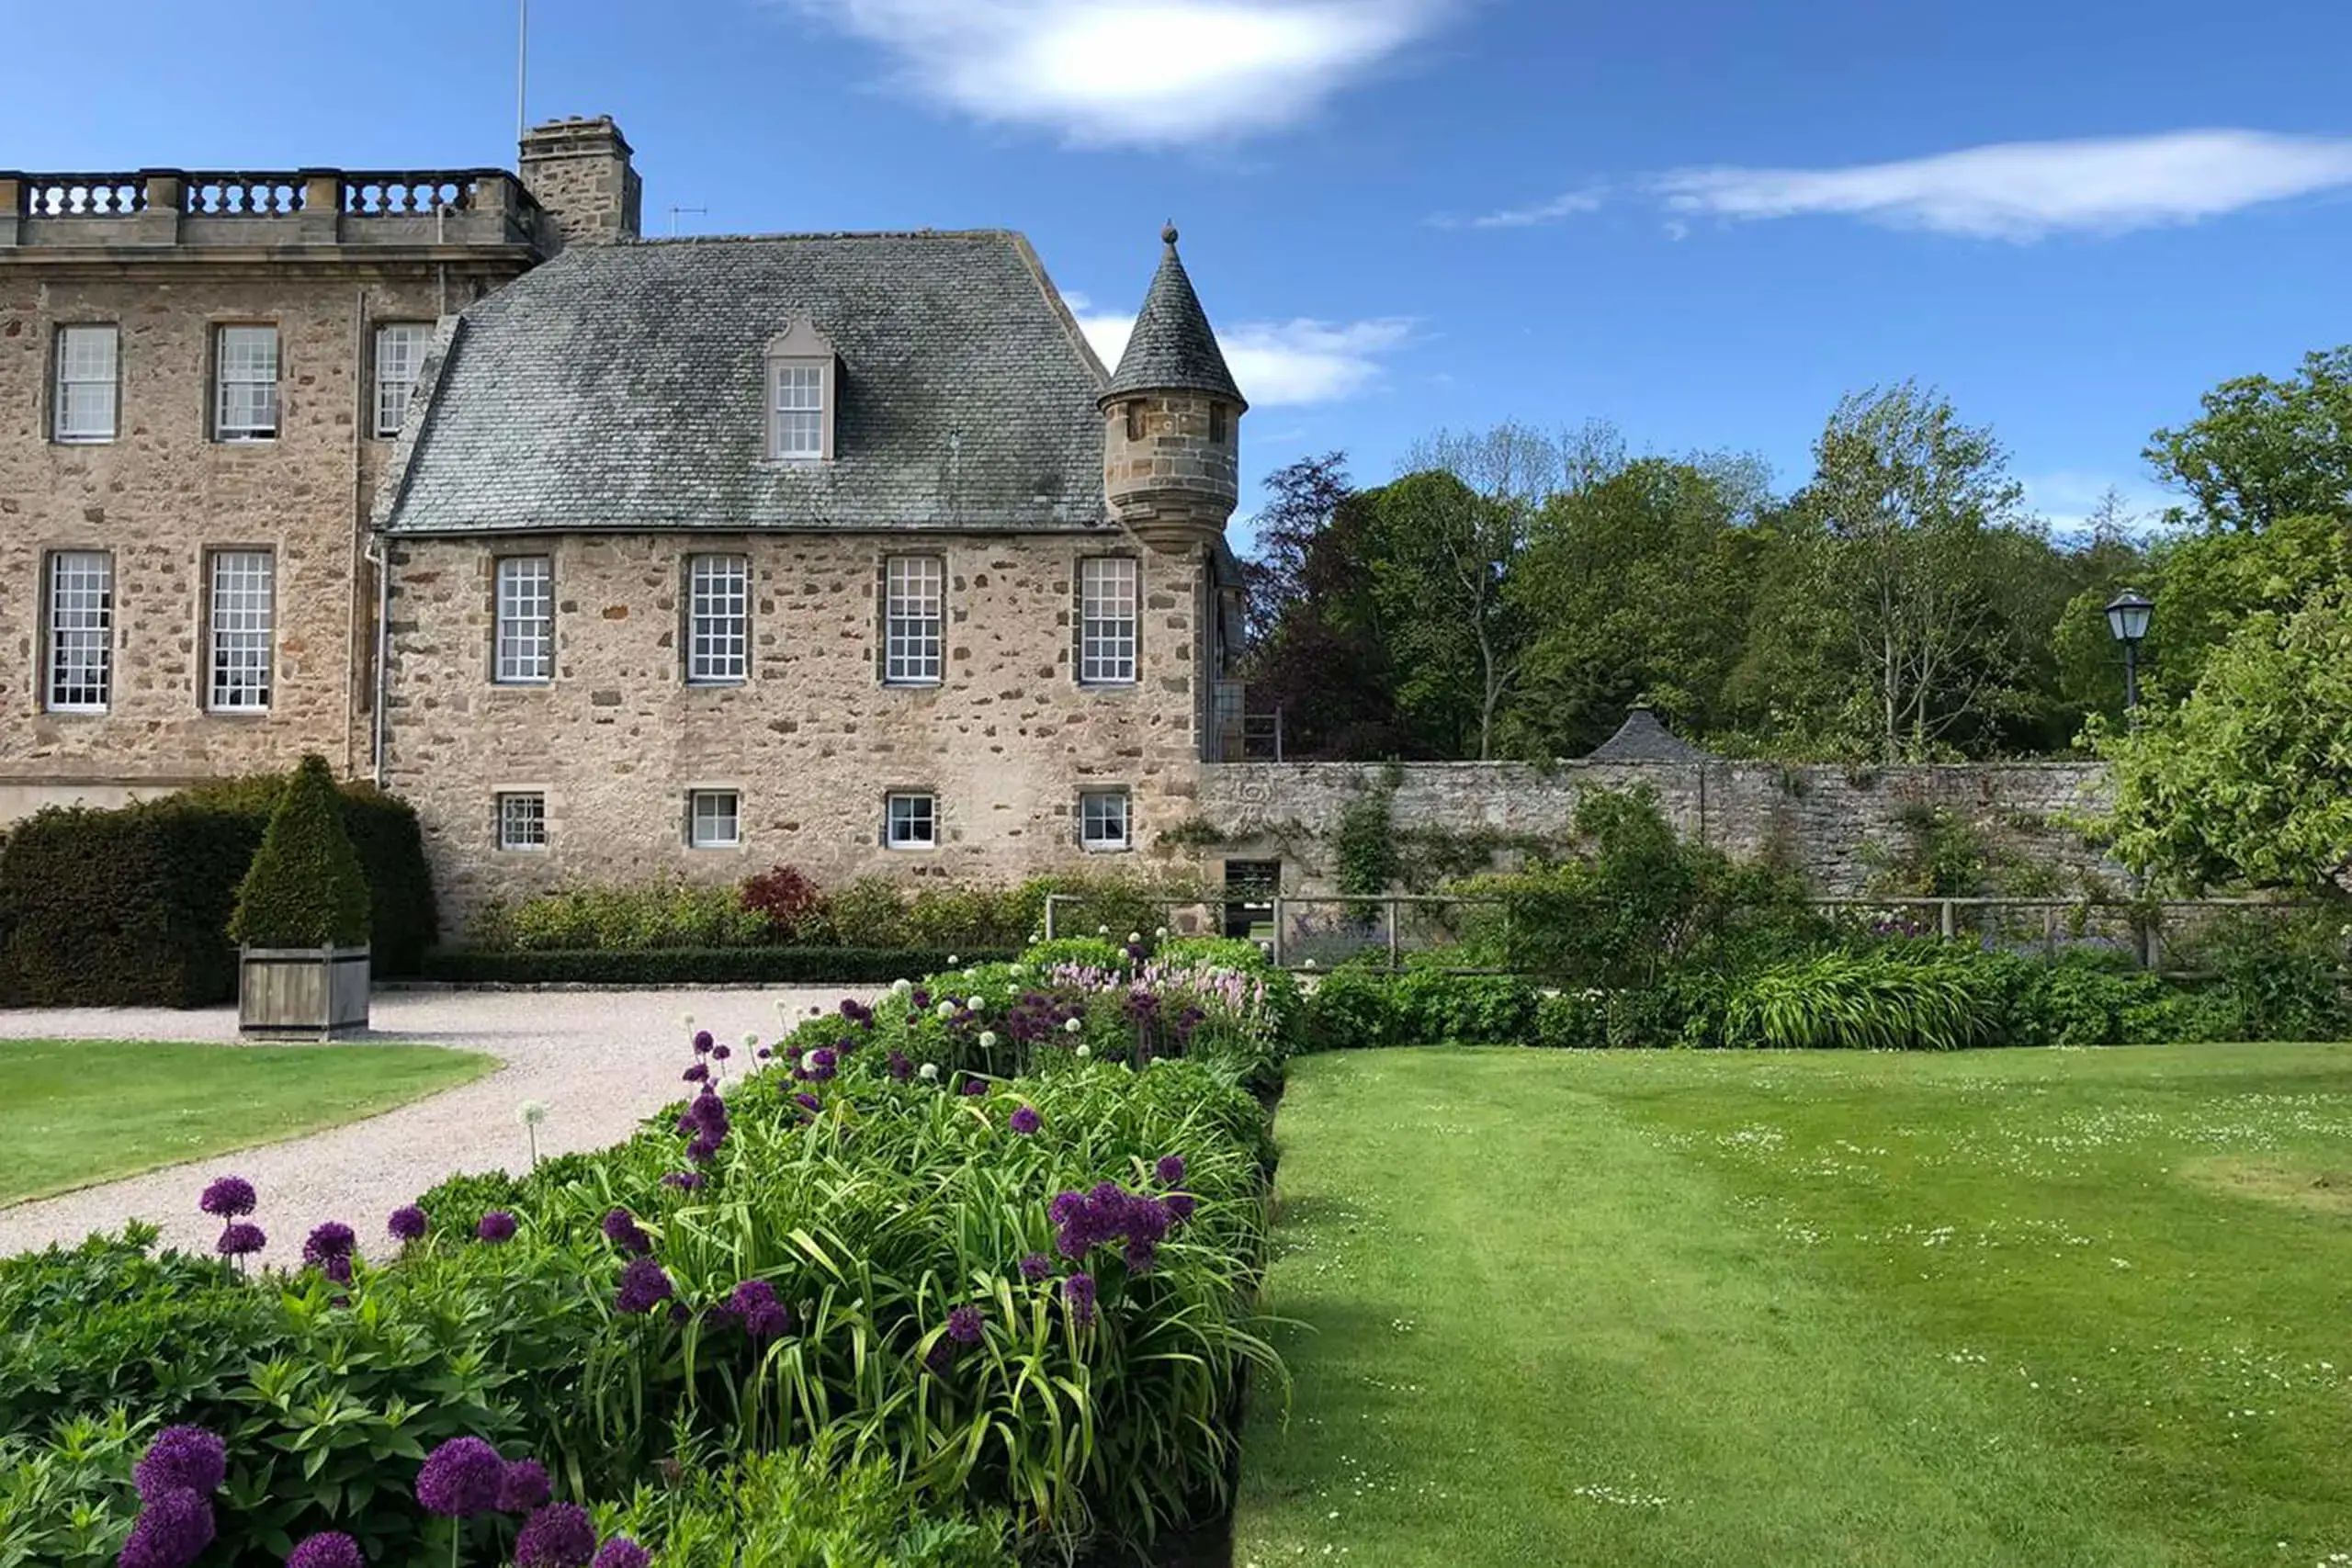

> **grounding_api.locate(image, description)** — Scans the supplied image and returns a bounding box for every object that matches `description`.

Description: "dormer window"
[764,318,836,463]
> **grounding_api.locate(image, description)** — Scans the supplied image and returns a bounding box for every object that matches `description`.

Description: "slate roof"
[1585,706,1718,763]
[1102,228,1246,410]
[377,231,1116,536]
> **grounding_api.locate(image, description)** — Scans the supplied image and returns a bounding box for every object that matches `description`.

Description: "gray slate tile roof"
[378,231,1116,536]
[1102,230,1246,410]
[1584,706,1718,763]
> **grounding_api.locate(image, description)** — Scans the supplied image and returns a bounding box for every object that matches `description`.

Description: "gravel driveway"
[0,987,865,1266]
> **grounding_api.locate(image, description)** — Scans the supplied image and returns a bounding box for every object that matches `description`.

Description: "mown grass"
[1233,1044,2352,1568]
[0,1040,494,1206]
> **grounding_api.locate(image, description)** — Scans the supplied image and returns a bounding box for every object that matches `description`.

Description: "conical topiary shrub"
[229,754,371,949]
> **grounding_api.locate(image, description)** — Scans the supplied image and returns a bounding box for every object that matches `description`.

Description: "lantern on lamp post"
[2104,589,2154,720]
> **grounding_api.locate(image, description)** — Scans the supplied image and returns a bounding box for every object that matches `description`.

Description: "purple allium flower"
[592,1539,650,1568]
[1047,1191,1084,1225]
[1010,1105,1042,1135]
[117,1487,214,1568]
[683,1063,709,1083]
[794,1091,821,1112]
[958,1079,987,1098]
[497,1458,552,1513]
[686,1133,721,1165]
[387,1205,428,1244]
[616,1257,675,1315]
[946,1304,985,1345]
[322,1255,354,1286]
[133,1427,225,1501]
[215,1222,266,1258]
[660,1171,706,1190]
[415,1437,505,1517]
[910,987,931,1010]
[1166,1192,1197,1224]
[1063,1271,1098,1328]
[1019,1252,1054,1281]
[805,1047,838,1082]
[887,1051,913,1081]
[198,1176,256,1219]
[1155,1155,1187,1187]
[693,1029,715,1055]
[601,1208,651,1255]
[285,1531,365,1568]
[756,1046,773,1060]
[514,1502,598,1568]
[713,1044,732,1062]
[302,1222,356,1269]
[476,1211,518,1245]
[1125,1237,1159,1274]
[727,1279,790,1339]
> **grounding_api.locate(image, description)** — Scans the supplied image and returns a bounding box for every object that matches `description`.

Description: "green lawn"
[1234,1045,2352,1568]
[0,1040,495,1206]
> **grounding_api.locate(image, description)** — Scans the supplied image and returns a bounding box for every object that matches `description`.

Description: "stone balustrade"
[0,167,547,251]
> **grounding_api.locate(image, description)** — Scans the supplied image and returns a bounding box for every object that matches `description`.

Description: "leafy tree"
[2144,346,2352,532]
[1357,468,1527,759]
[1786,383,2038,761]
[2100,584,2352,897]
[228,753,371,947]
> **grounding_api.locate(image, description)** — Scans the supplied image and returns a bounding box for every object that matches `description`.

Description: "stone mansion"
[1,118,1252,931]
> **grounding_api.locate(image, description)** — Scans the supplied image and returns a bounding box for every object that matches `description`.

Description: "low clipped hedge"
[417,946,1019,986]
[0,776,435,1007]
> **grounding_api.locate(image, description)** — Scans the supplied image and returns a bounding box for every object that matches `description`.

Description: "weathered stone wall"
[386,531,1211,936]
[517,117,641,249]
[1197,760,2120,897]
[0,267,514,812]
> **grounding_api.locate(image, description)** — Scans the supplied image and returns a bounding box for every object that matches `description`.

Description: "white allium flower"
[947,954,960,966]
[979,1031,999,1049]
[1075,1044,1091,1060]
[893,977,913,994]
[1303,958,1317,970]
[515,1100,548,1126]
[967,995,987,1012]
[745,1032,760,1047]
[1064,1017,1083,1035]
[1127,931,1141,944]
[1097,925,1110,936]
[918,1063,940,1081]
[937,1001,956,1019]
[1154,927,1169,940]
[681,1012,695,1028]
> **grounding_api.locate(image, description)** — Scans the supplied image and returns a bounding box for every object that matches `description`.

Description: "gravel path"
[0,987,866,1266]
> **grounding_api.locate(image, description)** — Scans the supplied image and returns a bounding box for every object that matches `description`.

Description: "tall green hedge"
[0,770,436,1008]
[229,754,371,949]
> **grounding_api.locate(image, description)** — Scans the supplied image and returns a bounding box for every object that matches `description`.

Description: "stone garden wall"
[1196,760,2120,897]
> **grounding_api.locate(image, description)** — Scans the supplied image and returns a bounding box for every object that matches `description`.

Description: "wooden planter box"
[238,945,370,1039]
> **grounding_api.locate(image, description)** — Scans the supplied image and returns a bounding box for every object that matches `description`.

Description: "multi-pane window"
[374,322,431,437]
[45,550,112,713]
[885,792,936,850]
[688,790,741,849]
[770,363,824,459]
[497,792,548,851]
[206,549,275,712]
[883,555,944,684]
[685,555,750,683]
[214,325,278,441]
[494,556,554,683]
[53,325,119,443]
[1078,557,1138,684]
[1080,789,1132,851]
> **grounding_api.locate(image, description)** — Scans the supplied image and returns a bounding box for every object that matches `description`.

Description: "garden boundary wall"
[1193,760,2120,898]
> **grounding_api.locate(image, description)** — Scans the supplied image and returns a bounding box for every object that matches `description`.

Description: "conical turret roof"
[1585,705,1718,763]
[1102,224,1247,410]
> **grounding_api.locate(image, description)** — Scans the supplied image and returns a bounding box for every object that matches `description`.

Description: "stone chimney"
[517,115,640,252]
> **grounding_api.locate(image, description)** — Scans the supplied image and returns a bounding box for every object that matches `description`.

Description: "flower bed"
[0,938,1293,1567]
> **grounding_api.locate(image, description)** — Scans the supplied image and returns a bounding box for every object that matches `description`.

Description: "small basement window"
[885,791,937,850]
[1079,789,1131,851]
[688,790,741,849]
[497,793,548,851]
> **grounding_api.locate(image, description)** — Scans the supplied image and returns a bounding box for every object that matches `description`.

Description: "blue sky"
[14,1,2352,536]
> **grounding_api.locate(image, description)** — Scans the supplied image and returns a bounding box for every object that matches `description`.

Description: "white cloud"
[1652,130,2352,241]
[780,0,1459,145]
[1076,312,1413,404]
[1435,186,1608,230]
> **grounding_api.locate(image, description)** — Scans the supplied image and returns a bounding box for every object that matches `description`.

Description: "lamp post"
[2104,589,2154,721]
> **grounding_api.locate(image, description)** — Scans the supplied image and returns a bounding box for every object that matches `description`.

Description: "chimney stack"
[517,115,640,253]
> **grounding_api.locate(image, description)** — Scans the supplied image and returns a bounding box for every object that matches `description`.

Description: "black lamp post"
[2104,589,2154,718]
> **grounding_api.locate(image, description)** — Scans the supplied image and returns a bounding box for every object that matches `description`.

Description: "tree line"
[1241,348,2352,769]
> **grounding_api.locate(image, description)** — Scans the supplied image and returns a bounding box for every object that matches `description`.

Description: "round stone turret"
[1100,224,1245,552]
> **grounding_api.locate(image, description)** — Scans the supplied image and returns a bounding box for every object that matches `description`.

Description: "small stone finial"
[1161,221,1179,247]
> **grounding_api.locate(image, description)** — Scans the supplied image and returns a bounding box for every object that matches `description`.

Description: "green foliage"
[1297,962,1400,1054]
[2099,583,2352,895]
[0,773,435,1006]
[2189,910,2352,1042]
[473,880,777,952]
[1296,962,1532,1052]
[418,948,1013,986]
[594,1442,1013,1568]
[228,754,372,949]
[1332,787,1400,898]
[2143,344,2352,533]
[1724,949,2000,1052]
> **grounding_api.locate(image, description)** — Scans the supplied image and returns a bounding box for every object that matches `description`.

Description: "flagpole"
[515,0,529,142]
